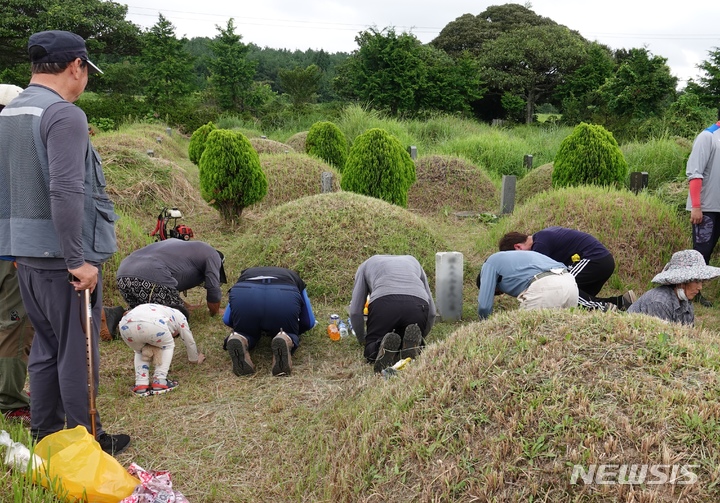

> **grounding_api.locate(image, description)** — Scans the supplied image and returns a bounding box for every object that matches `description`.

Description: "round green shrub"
[305,121,348,171]
[552,122,628,188]
[198,129,268,221]
[341,128,416,207]
[188,122,216,165]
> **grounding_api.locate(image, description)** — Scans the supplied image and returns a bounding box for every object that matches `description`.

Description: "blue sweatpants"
[227,282,302,350]
[16,264,104,440]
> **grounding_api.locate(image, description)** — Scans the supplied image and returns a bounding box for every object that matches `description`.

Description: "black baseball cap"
[28,30,103,74]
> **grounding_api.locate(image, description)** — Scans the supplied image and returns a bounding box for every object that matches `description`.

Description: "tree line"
[3,0,720,139]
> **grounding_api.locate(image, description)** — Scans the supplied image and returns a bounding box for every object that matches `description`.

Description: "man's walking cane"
[83,288,97,438]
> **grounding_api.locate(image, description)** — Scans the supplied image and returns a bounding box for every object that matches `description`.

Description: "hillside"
[2,122,719,503]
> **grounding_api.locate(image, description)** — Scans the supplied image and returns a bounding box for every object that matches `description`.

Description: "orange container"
[327,323,341,341]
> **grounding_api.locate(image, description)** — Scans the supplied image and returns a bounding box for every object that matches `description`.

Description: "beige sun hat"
[651,249,720,285]
[0,84,23,107]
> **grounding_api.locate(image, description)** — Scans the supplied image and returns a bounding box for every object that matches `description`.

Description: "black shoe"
[97,432,130,456]
[104,306,126,339]
[695,292,713,307]
[401,324,423,359]
[374,332,401,373]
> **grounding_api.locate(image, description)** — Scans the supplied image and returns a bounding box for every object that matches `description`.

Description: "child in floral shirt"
[119,304,205,396]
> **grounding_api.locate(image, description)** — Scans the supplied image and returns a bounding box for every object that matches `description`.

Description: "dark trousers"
[17,264,104,440]
[570,254,623,308]
[693,212,720,265]
[364,294,429,362]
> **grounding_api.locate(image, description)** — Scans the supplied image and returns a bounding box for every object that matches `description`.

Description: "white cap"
[0,84,23,107]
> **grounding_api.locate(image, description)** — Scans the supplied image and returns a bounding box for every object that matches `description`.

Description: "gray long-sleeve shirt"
[349,255,436,340]
[117,240,223,303]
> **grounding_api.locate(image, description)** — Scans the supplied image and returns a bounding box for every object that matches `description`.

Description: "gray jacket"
[0,85,117,264]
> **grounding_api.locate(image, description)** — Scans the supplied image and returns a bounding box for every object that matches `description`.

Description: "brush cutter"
[149,207,194,241]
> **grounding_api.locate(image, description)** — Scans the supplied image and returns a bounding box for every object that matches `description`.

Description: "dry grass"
[408,155,499,216]
[4,123,720,503]
[249,138,296,154]
[285,131,308,153]
[298,309,720,501]
[248,153,340,212]
[516,162,554,205]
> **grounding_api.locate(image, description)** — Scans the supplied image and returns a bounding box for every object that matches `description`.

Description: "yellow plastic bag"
[33,425,139,503]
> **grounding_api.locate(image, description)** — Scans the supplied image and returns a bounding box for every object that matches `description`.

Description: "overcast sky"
[123,0,720,89]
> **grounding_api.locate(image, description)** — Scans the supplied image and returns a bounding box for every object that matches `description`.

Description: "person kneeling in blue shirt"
[477,250,579,319]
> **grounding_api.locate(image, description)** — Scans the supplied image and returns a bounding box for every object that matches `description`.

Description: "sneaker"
[227,332,255,376]
[104,306,125,339]
[604,303,618,312]
[132,384,151,397]
[271,330,293,377]
[695,292,713,308]
[151,378,178,395]
[97,432,131,456]
[3,406,31,427]
[620,290,637,311]
[401,324,423,359]
[374,332,401,373]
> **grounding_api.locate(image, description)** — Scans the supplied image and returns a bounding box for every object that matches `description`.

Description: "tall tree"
[691,48,720,109]
[478,24,588,123]
[208,18,256,112]
[335,27,426,115]
[335,27,482,116]
[139,14,196,110]
[415,48,485,115]
[431,3,556,57]
[554,42,615,125]
[278,64,322,109]
[0,0,141,86]
[599,48,677,121]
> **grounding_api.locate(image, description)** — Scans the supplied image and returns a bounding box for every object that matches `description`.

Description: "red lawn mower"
[150,207,195,241]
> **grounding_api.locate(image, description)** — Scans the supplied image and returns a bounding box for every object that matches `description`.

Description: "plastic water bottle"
[338,320,349,338]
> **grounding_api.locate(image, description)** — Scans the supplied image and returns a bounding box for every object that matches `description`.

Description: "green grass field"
[3,114,720,503]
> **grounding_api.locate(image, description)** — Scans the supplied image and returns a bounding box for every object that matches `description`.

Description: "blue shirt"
[477,250,567,319]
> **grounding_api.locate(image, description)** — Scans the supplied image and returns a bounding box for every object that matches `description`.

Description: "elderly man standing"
[0,31,129,453]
